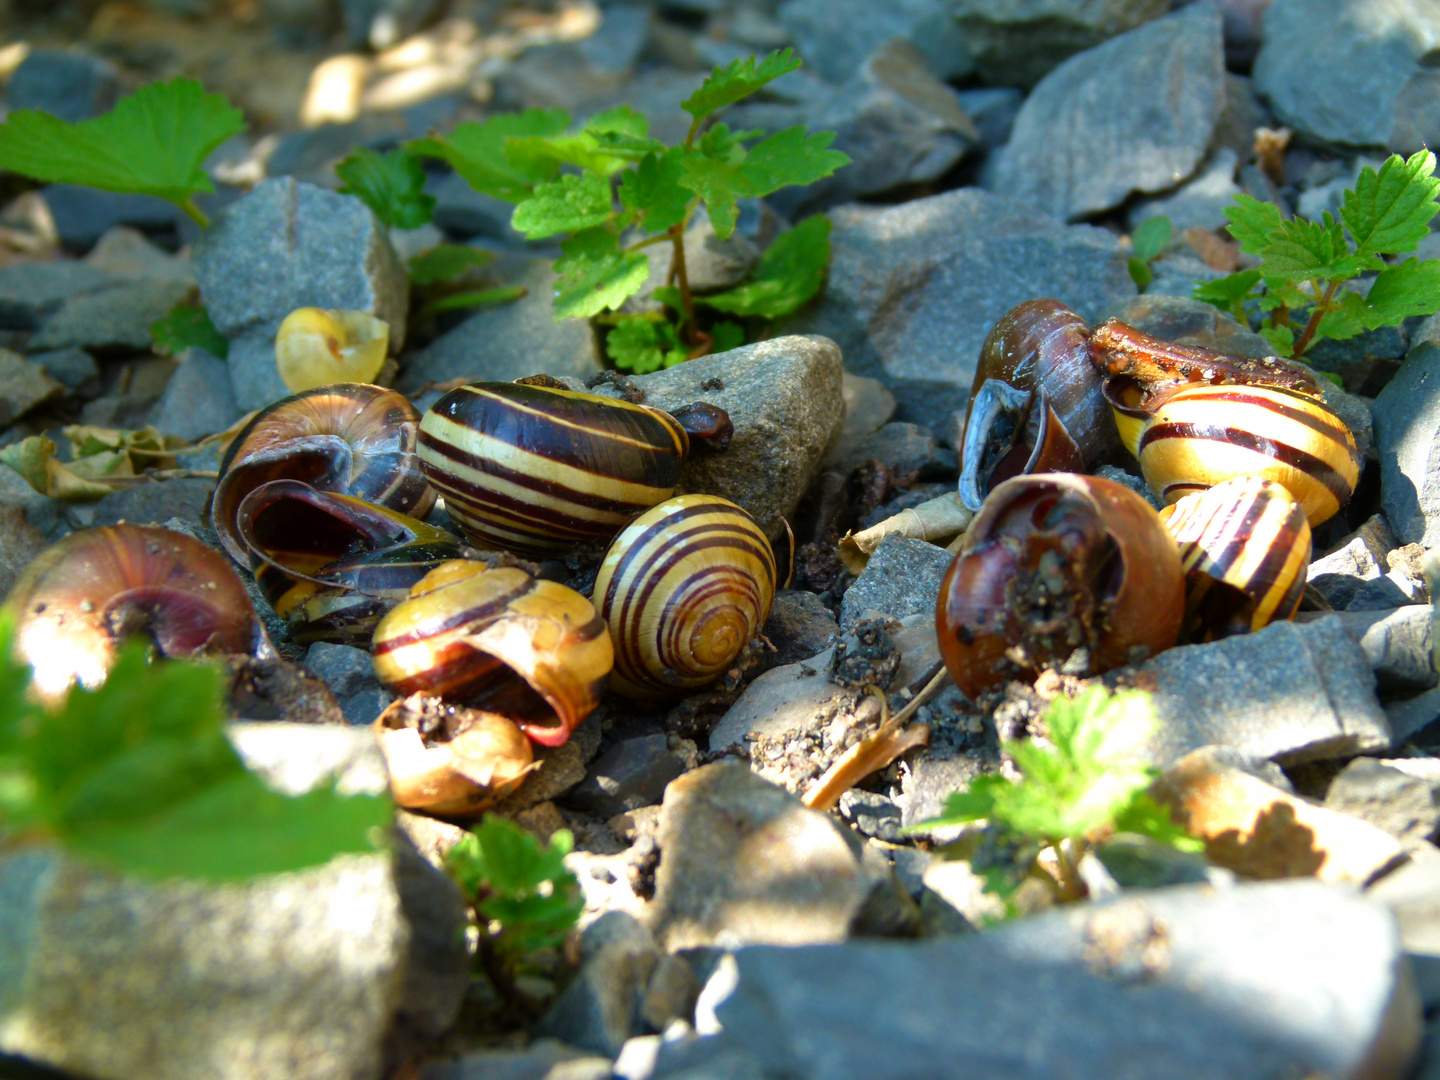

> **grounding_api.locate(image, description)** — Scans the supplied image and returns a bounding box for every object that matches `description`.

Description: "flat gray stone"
[763,590,839,666]
[1310,538,1425,613]
[1389,687,1440,745]
[194,178,409,412]
[566,734,687,818]
[84,478,216,530]
[1253,0,1440,151]
[150,349,242,443]
[785,188,1133,430]
[838,535,951,631]
[1112,615,1392,766]
[1130,148,1241,234]
[6,48,120,122]
[29,278,194,352]
[1369,853,1440,1013]
[1326,606,1437,692]
[421,1040,612,1080]
[986,3,1225,221]
[1326,757,1440,845]
[702,880,1422,1080]
[31,347,100,393]
[0,350,64,427]
[1375,341,1440,547]
[536,912,661,1057]
[0,262,117,330]
[776,0,967,85]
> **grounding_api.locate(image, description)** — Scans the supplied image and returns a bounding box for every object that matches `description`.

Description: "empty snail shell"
[417,381,731,555]
[936,473,1184,699]
[1159,477,1311,642]
[593,494,777,700]
[236,479,466,645]
[275,309,390,393]
[959,300,1117,512]
[3,524,259,699]
[371,560,613,746]
[212,383,435,565]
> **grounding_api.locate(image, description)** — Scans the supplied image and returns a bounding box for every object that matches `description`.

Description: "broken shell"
[275,308,389,393]
[936,473,1184,699]
[370,560,612,746]
[1159,477,1311,642]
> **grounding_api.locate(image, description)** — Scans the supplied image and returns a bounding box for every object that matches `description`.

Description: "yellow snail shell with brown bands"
[275,308,389,393]
[593,494,777,700]
[1159,477,1311,642]
[370,560,612,747]
[372,699,534,816]
[1134,383,1360,526]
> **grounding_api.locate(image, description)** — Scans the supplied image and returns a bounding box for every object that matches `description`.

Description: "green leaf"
[512,172,614,240]
[1341,150,1440,255]
[552,227,650,319]
[606,315,686,373]
[682,48,803,124]
[422,285,527,315]
[1111,792,1204,854]
[584,106,649,139]
[697,122,759,164]
[0,77,245,222]
[1261,322,1295,356]
[150,303,228,359]
[710,320,745,353]
[1222,193,1286,256]
[900,775,1008,832]
[1193,269,1262,316]
[1314,290,1370,342]
[407,243,495,285]
[619,149,691,233]
[698,214,830,317]
[1361,257,1440,326]
[677,154,745,240]
[1257,212,1376,283]
[0,435,120,501]
[335,147,435,230]
[410,109,569,203]
[737,126,849,198]
[1131,215,1172,263]
[1128,257,1153,292]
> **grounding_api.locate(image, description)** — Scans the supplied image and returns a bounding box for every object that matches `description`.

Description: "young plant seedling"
[335,146,437,230]
[1127,215,1173,293]
[151,303,229,360]
[1194,150,1440,356]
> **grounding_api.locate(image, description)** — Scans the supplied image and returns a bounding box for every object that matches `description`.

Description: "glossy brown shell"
[936,473,1184,699]
[3,524,259,699]
[211,383,434,564]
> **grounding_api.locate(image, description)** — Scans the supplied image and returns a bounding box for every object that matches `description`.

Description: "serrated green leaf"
[677,153,744,239]
[512,172,614,239]
[552,227,650,319]
[900,775,1009,832]
[698,122,758,164]
[1111,792,1203,853]
[1131,215,1172,263]
[0,77,245,221]
[1361,257,1440,326]
[682,48,803,123]
[1193,269,1262,313]
[150,303,228,359]
[410,109,569,202]
[738,126,849,197]
[1314,289,1370,342]
[619,148,691,233]
[1259,212,1377,283]
[335,147,435,230]
[698,214,830,317]
[710,320,745,353]
[407,243,495,285]
[1261,322,1295,356]
[1223,193,1286,255]
[1341,150,1440,255]
[606,315,686,373]
[1128,256,1153,292]
[585,106,649,139]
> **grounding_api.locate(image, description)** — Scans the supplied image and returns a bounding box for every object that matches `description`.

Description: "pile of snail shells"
[941,299,1358,698]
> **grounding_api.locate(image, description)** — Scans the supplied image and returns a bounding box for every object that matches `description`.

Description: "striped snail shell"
[236,479,466,646]
[371,560,613,746]
[417,381,703,555]
[936,473,1184,699]
[593,494,777,700]
[1159,477,1311,642]
[3,524,259,699]
[212,384,435,565]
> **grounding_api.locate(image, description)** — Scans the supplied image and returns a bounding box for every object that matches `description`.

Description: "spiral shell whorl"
[594,494,777,699]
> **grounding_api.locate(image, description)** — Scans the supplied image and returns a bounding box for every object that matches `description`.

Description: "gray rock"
[643,761,912,950]
[776,0,967,85]
[537,912,662,1057]
[29,278,194,353]
[986,3,1225,222]
[769,41,978,218]
[955,87,1024,150]
[0,261,117,330]
[1130,148,1241,234]
[303,642,389,725]
[194,178,409,411]
[1308,322,1409,398]
[615,1029,766,1080]
[1111,615,1392,766]
[84,227,196,285]
[1326,606,1437,692]
[952,0,1171,89]
[825,374,898,465]
[838,535,952,631]
[40,185,188,254]
[1326,757,1440,845]
[837,789,903,842]
[1368,853,1440,1013]
[429,172,528,244]
[702,880,1422,1080]
[265,116,410,186]
[398,259,600,393]
[1253,0,1440,152]
[763,590,839,666]
[566,734,687,818]
[150,349,242,443]
[5,48,120,122]
[833,421,948,480]
[1298,157,1389,225]
[0,351,64,427]
[786,188,1134,430]
[1389,688,1440,745]
[83,478,216,530]
[1310,538,1425,613]
[30,347,100,394]
[1376,342,1440,546]
[589,336,845,541]
[421,1040,613,1080]
[0,722,468,1080]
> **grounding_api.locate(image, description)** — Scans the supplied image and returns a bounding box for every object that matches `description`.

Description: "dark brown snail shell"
[417,381,696,555]
[593,494,777,700]
[936,473,1185,699]
[370,560,613,747]
[211,383,435,565]
[236,479,466,646]
[959,300,1117,512]
[1159,477,1311,642]
[3,524,259,699]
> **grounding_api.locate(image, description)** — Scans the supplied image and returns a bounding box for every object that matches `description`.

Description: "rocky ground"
[3,0,1440,1078]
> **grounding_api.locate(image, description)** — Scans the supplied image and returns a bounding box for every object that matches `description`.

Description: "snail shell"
[936,473,1184,699]
[275,309,390,393]
[212,384,435,565]
[593,494,777,700]
[1159,477,1311,642]
[417,381,690,555]
[371,560,613,746]
[237,479,466,646]
[959,300,1116,511]
[3,524,259,699]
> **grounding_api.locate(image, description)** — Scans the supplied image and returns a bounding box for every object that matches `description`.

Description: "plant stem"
[1291,280,1339,356]
[178,199,210,229]
[669,222,698,347]
[1050,839,1088,903]
[621,233,675,254]
[477,933,547,1018]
